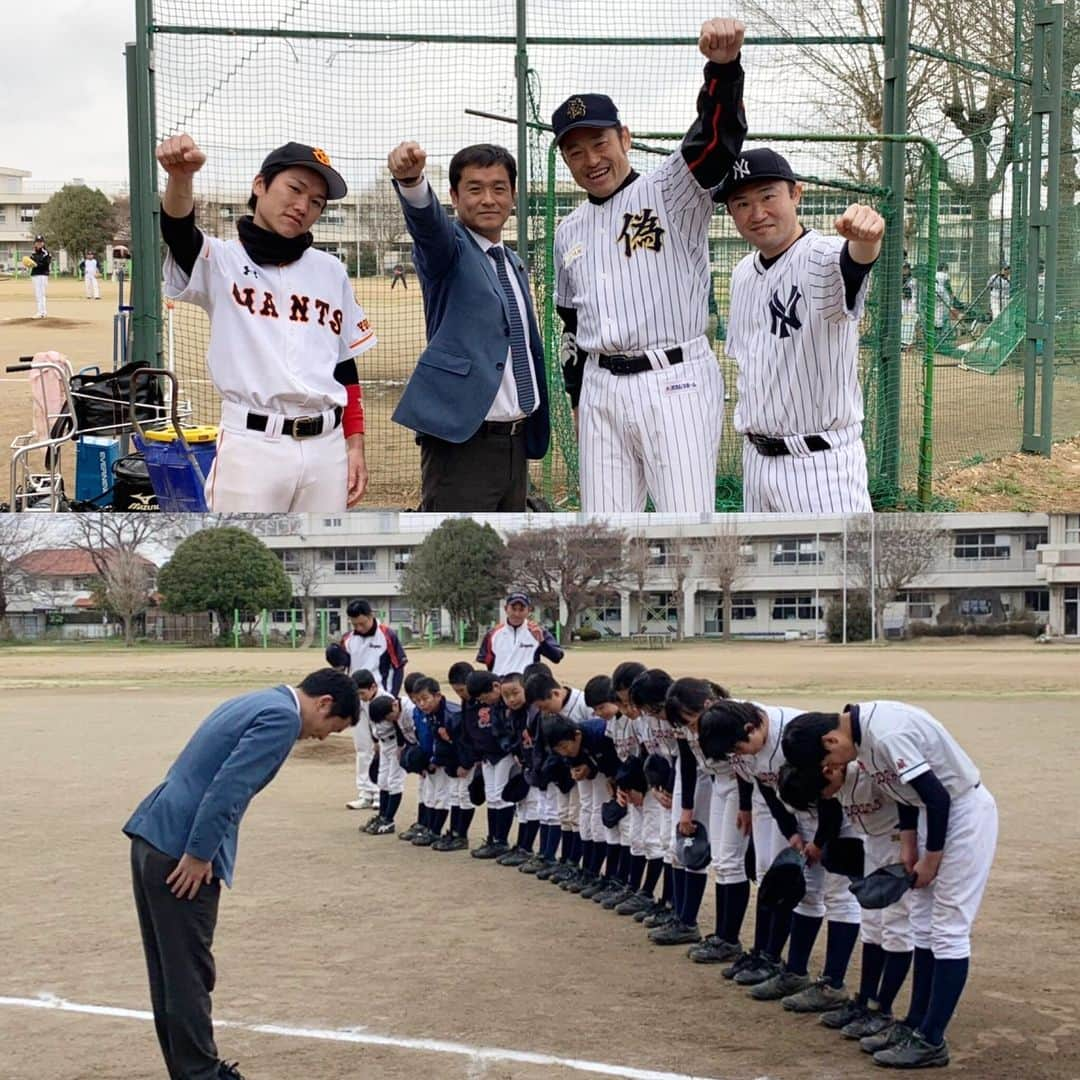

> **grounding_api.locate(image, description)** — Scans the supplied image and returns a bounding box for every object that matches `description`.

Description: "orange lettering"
[260,292,279,318]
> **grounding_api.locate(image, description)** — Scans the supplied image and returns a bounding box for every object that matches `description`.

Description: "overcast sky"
[1,1,136,185]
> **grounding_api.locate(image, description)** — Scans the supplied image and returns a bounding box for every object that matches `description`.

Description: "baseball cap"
[715,148,799,203]
[259,142,347,200]
[506,591,531,607]
[34,234,44,242]
[551,94,621,146]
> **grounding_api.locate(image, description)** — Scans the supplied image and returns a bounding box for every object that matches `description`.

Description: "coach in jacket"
[388,140,549,511]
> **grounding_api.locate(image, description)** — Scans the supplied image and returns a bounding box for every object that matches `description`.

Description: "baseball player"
[157,133,375,511]
[553,18,748,512]
[987,264,1010,320]
[350,669,391,821]
[341,599,407,695]
[462,671,518,859]
[364,694,408,835]
[477,592,564,675]
[28,235,50,318]
[495,672,544,867]
[83,251,102,300]
[398,671,438,844]
[720,148,884,512]
[390,263,408,290]
[781,701,998,1069]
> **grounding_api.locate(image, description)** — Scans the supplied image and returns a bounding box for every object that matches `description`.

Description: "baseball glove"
[21,255,34,270]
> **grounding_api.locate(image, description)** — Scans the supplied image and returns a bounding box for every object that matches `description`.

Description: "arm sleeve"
[677,739,698,811]
[160,208,204,278]
[840,243,877,311]
[758,779,799,840]
[680,58,748,189]
[908,770,951,853]
[737,776,754,812]
[557,304,587,409]
[538,628,565,665]
[897,803,919,831]
[813,797,843,848]
[333,361,365,437]
[475,630,494,670]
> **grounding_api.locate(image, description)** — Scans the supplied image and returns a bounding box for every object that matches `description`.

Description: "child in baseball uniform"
[496,672,544,868]
[412,676,470,851]
[398,671,437,844]
[157,135,376,511]
[366,695,407,835]
[349,669,387,816]
[781,702,997,1069]
[462,671,517,859]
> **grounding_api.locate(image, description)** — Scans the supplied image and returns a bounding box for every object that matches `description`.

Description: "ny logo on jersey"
[617,208,665,258]
[768,285,803,339]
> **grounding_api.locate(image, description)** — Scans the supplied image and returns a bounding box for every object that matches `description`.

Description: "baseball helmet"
[325,642,350,669]
[821,836,865,880]
[676,821,711,871]
[758,847,807,911]
[367,756,379,784]
[601,798,628,830]
[615,755,647,795]
[400,744,430,774]
[501,769,530,804]
[468,771,486,806]
[643,752,674,794]
[848,864,916,910]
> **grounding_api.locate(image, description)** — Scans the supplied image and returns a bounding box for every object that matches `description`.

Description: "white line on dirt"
[0,993,780,1080]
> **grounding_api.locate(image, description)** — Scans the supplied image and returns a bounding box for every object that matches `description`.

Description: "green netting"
[142,0,1074,510]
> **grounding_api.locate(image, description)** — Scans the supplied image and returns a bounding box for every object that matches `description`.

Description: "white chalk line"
[0,992,775,1080]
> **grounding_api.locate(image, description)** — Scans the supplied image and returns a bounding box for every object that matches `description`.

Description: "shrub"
[825,592,872,642]
[575,626,602,642]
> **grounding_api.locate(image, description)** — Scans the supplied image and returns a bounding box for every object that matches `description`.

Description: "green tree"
[156,527,292,640]
[34,185,115,268]
[400,519,506,635]
[826,591,873,643]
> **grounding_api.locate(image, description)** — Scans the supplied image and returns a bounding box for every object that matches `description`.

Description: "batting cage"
[129,0,1074,510]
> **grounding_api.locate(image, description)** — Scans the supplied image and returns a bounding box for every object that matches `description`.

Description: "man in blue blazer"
[123,669,358,1080]
[388,140,549,510]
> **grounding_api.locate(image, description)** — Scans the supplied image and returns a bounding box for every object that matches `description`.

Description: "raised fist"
[156,134,206,178]
[387,141,427,182]
[835,203,885,244]
[699,18,745,64]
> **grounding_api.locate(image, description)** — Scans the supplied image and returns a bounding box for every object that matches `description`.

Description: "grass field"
[1,638,1078,1080]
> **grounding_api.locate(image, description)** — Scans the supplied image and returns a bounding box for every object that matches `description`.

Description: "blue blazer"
[391,184,550,459]
[122,686,302,887]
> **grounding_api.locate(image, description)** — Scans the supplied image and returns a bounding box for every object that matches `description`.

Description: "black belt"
[597,347,683,376]
[747,433,831,457]
[246,406,342,439]
[479,418,527,436]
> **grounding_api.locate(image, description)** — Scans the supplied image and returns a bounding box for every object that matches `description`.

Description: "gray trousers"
[130,836,222,1080]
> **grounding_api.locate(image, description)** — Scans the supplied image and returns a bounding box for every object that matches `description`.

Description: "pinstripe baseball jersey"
[726,230,870,437]
[555,152,715,355]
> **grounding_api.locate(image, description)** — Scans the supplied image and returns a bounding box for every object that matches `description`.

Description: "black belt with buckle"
[246,406,343,439]
[747,433,832,457]
[480,418,527,436]
[597,347,684,376]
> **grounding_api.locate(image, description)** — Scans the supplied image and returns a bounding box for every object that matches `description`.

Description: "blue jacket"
[427,697,466,770]
[391,184,550,458]
[122,685,302,887]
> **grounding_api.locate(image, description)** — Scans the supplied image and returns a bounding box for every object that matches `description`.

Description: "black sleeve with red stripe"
[681,58,747,189]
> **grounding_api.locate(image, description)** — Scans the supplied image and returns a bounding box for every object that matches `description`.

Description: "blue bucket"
[133,429,217,512]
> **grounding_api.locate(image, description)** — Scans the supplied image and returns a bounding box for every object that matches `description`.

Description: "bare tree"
[287,548,328,648]
[0,517,45,638]
[88,550,157,646]
[622,537,654,631]
[845,513,948,639]
[665,533,695,641]
[502,522,628,639]
[357,177,411,276]
[698,518,749,641]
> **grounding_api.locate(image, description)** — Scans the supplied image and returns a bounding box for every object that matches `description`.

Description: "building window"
[322,210,345,226]
[393,549,412,572]
[647,542,667,567]
[1066,516,1080,545]
[1023,530,1048,550]
[642,592,677,625]
[1024,589,1049,614]
[20,206,38,223]
[958,598,993,616]
[772,537,824,565]
[903,591,934,620]
[388,600,413,625]
[772,595,823,620]
[739,542,756,565]
[953,532,1011,560]
[732,595,757,620]
[279,550,300,573]
[322,517,342,528]
[0,210,7,224]
[326,547,376,574]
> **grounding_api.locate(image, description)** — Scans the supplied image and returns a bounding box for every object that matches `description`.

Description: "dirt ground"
[5,278,1079,511]
[1,639,1078,1080]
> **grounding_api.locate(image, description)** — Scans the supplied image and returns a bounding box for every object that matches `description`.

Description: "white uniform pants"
[352,722,378,800]
[628,802,646,857]
[32,275,47,316]
[451,765,476,810]
[207,401,348,512]
[794,810,861,924]
[376,743,405,795]
[418,770,433,808]
[709,772,749,885]
[861,828,932,953]
[752,789,788,881]
[539,785,561,827]
[556,784,580,832]
[604,803,634,847]
[643,789,672,862]
[428,766,453,811]
[578,345,724,514]
[577,774,608,844]
[84,273,100,299]
[670,768,713,872]
[481,757,514,810]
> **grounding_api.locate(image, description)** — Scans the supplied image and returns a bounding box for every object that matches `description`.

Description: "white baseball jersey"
[482,621,545,677]
[84,257,99,277]
[555,153,724,514]
[343,625,395,693]
[164,237,375,415]
[850,700,981,804]
[684,726,732,779]
[729,703,804,790]
[834,760,898,838]
[559,686,593,725]
[605,712,641,762]
[632,710,679,759]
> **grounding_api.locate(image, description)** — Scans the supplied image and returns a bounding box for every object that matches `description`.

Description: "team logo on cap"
[732,157,751,179]
[312,148,332,166]
[566,97,587,120]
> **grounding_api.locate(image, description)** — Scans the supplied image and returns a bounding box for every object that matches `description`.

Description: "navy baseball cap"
[259,142,348,200]
[506,591,531,607]
[34,234,44,242]
[551,94,621,146]
[715,148,799,203]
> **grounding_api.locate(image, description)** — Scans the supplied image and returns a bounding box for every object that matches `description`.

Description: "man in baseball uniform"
[477,591,564,676]
[720,148,884,512]
[782,701,998,1069]
[83,251,102,300]
[553,18,748,513]
[157,134,375,511]
[28,235,50,318]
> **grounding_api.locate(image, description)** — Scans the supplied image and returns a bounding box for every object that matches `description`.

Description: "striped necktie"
[487,246,536,415]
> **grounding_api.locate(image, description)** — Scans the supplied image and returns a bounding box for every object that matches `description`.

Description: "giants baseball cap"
[34,234,44,242]
[259,142,348,200]
[551,94,621,146]
[715,148,799,203]
[506,591,531,607]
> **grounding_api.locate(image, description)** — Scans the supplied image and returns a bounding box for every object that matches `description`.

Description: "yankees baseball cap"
[715,148,799,203]
[551,94,621,146]
[259,142,348,200]
[34,234,44,242]
[506,591,531,607]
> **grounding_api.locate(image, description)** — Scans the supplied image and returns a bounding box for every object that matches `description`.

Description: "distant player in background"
[987,264,1010,320]
[477,592,564,675]
[28,235,50,318]
[84,251,102,299]
[390,262,408,290]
